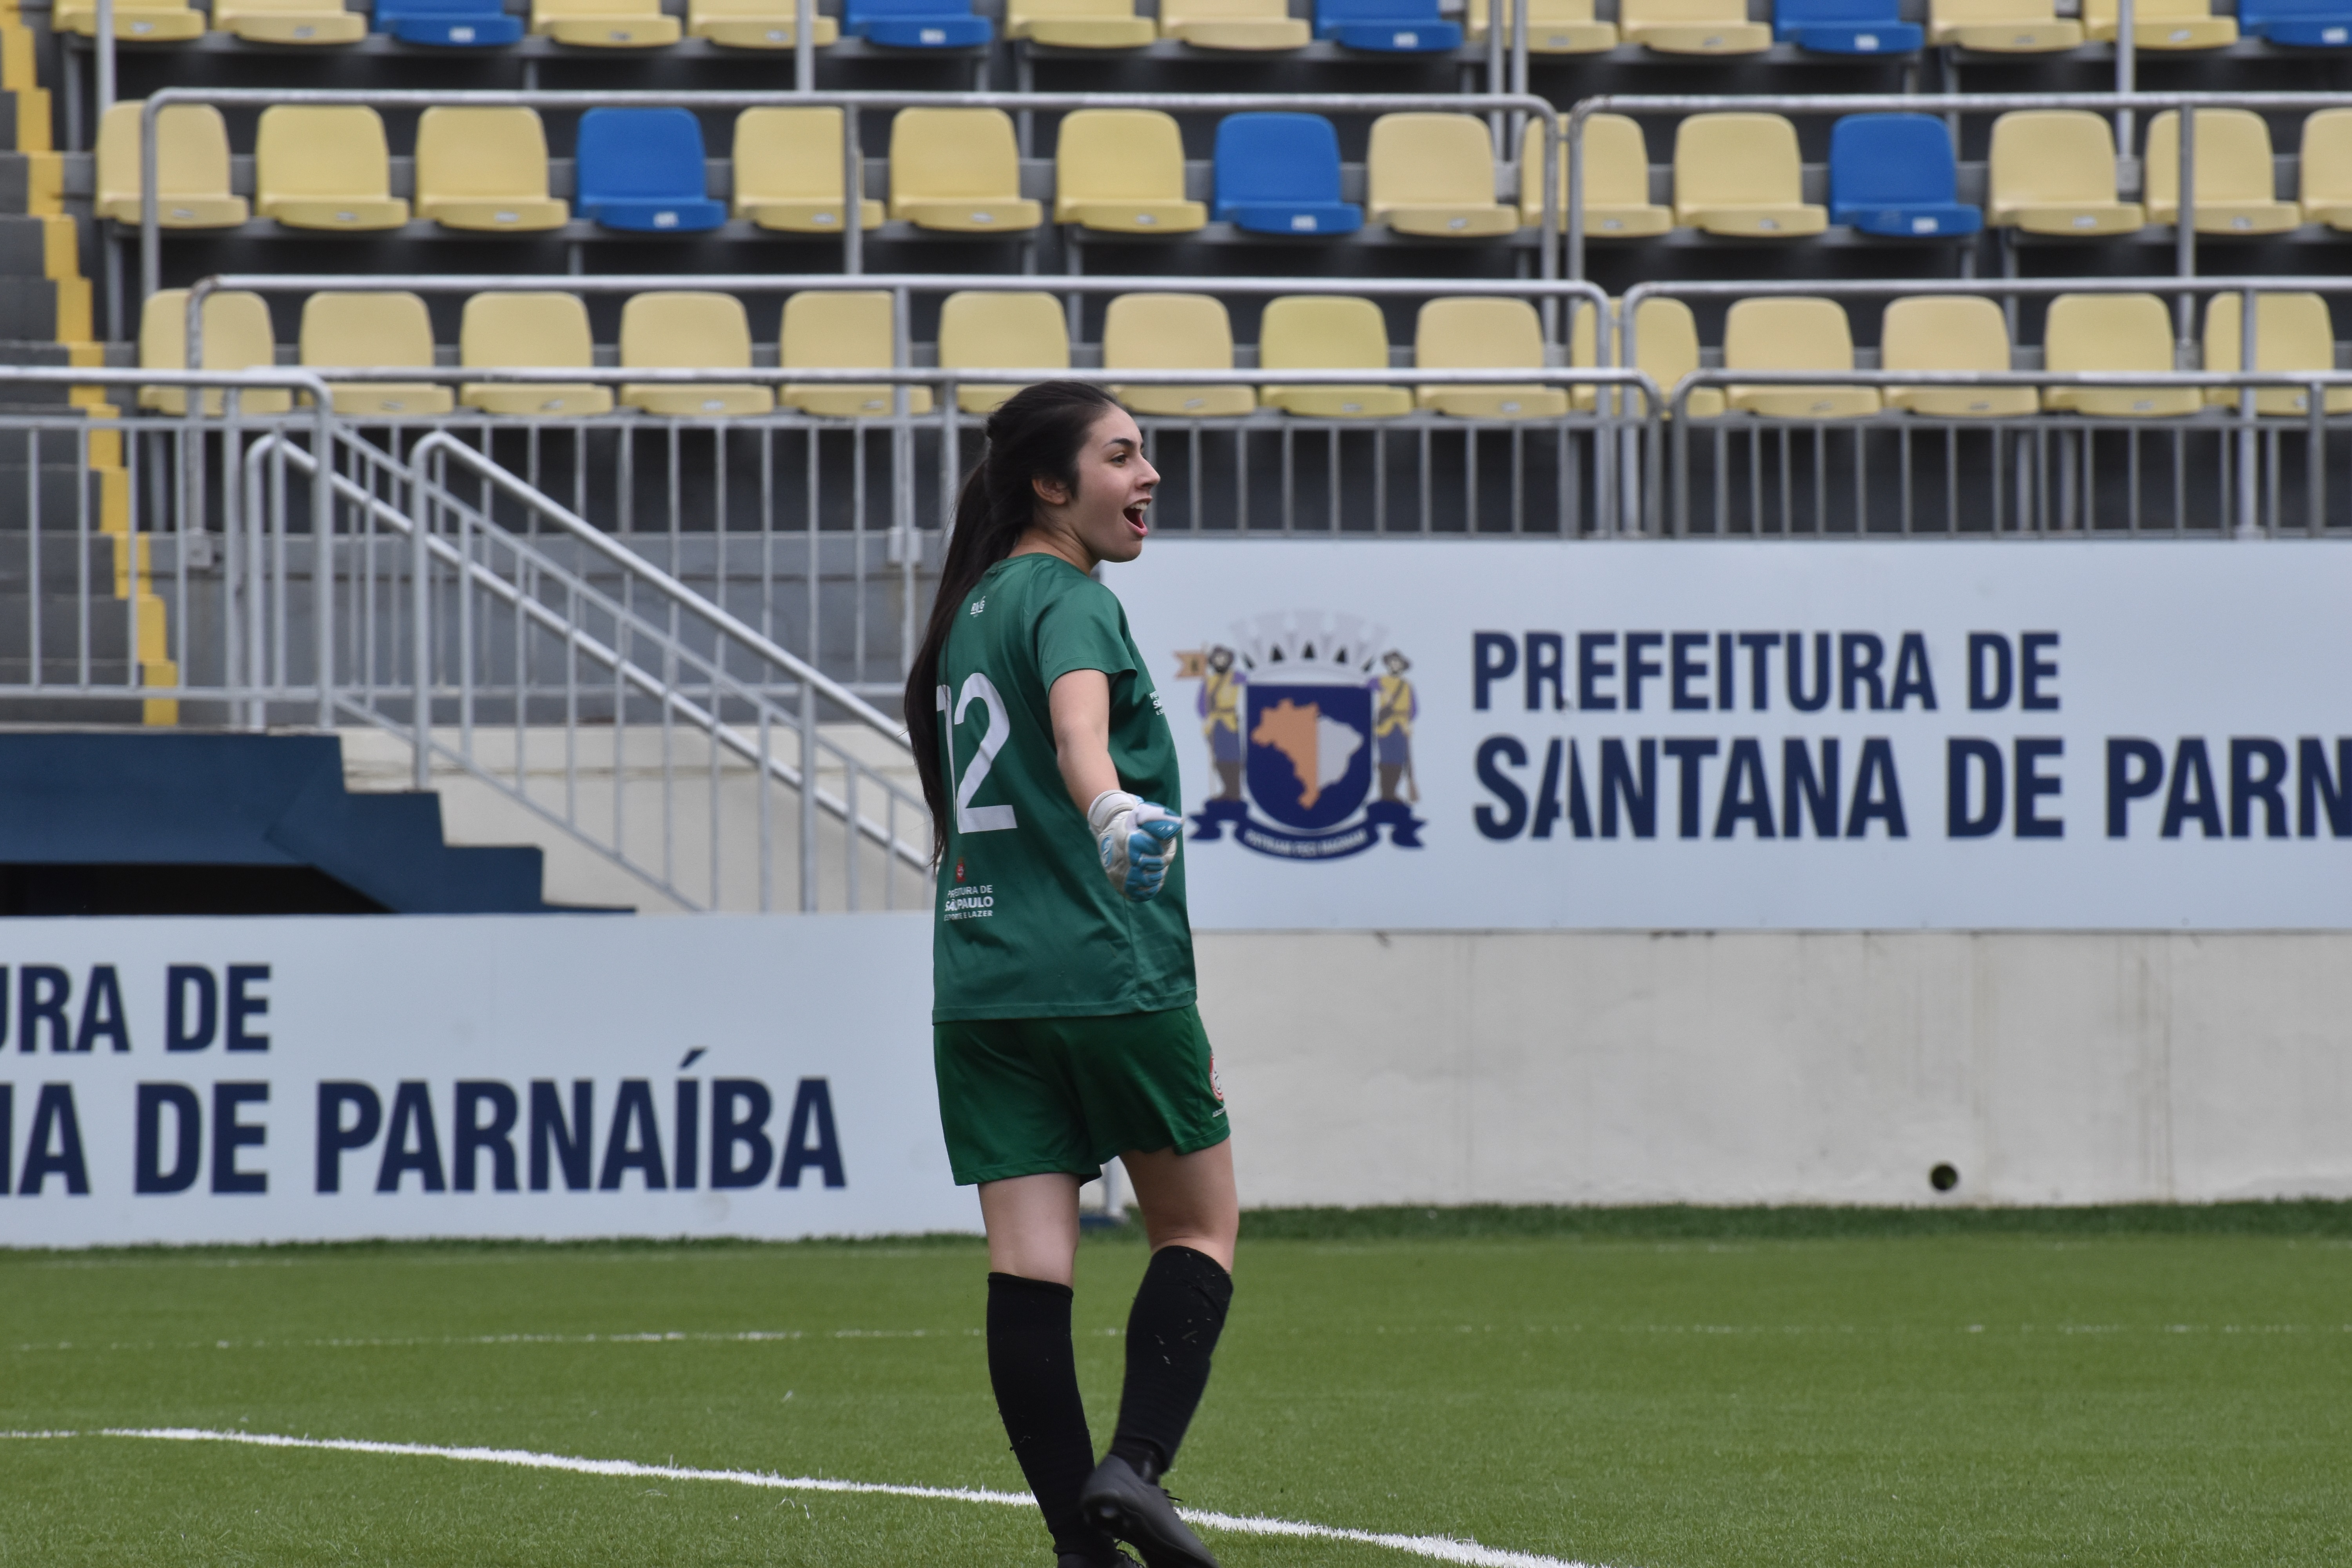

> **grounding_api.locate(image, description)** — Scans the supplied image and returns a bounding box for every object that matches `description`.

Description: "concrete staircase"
[0,0,166,724]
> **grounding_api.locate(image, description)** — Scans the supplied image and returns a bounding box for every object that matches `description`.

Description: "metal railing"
[1565,91,2352,289]
[1661,368,2352,539]
[0,366,929,912]
[1624,274,2352,539]
[137,86,1569,302]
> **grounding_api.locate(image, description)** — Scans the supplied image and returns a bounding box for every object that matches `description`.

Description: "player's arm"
[1049,670,1179,902]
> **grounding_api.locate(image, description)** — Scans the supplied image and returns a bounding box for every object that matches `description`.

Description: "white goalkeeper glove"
[1088,789,1181,902]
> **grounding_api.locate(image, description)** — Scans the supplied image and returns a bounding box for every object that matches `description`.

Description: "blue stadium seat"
[374,0,524,44]
[575,109,728,233]
[1829,114,1982,237]
[1212,114,1364,235]
[2238,0,2352,44]
[1773,0,1922,50]
[1314,0,1461,49]
[842,0,992,45]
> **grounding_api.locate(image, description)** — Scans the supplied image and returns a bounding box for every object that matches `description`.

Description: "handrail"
[409,430,912,746]
[1563,90,2352,283]
[140,87,1566,303]
[247,430,932,907]
[1662,367,2343,541]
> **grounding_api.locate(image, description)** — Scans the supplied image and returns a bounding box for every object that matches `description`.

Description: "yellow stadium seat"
[1054,111,1207,234]
[1159,0,1310,47]
[1009,0,1154,45]
[780,291,935,417]
[1628,296,1724,417]
[1414,298,1570,420]
[53,0,204,40]
[887,109,1045,233]
[2299,110,2352,229]
[733,109,882,232]
[619,293,773,416]
[1881,296,2037,417]
[689,0,839,46]
[2201,292,2352,414]
[2082,0,2232,45]
[1927,0,2082,48]
[2143,110,2298,235]
[1466,0,1616,50]
[1103,294,1254,416]
[938,292,1069,414]
[1673,114,1826,237]
[415,108,568,232]
[459,292,615,417]
[1722,298,1880,418]
[2042,294,2201,417]
[255,107,411,231]
[532,0,681,45]
[299,291,454,417]
[1519,114,1670,236]
[1987,112,2144,235]
[96,101,246,227]
[1258,296,1412,418]
[214,0,367,42]
[138,289,293,416]
[1367,114,1518,237]
[1620,0,1770,53]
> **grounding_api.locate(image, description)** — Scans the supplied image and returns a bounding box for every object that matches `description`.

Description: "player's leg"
[1060,1005,1236,1568]
[1079,1142,1236,1568]
[979,1175,1124,1566]
[939,1019,1125,1566]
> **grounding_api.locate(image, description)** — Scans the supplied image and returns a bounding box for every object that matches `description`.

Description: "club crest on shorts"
[1174,611,1424,860]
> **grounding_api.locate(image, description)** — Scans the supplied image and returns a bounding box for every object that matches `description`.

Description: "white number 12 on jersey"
[938,671,1018,834]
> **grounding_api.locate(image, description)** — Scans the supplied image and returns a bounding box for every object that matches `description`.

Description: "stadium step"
[0,7,162,727]
[0,731,566,914]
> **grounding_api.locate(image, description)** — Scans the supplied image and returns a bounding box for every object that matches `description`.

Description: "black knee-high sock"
[986,1273,1108,1557]
[1108,1245,1234,1482]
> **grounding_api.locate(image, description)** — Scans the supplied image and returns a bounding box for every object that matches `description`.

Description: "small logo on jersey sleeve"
[969,597,987,616]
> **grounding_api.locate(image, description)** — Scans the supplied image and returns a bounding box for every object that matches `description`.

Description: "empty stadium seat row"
[1573,109,2352,244]
[58,0,965,48]
[1619,291,2351,420]
[134,288,1585,421]
[114,102,2352,253]
[52,0,1975,53]
[99,103,1570,244]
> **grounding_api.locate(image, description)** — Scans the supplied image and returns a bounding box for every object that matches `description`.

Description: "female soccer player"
[904,381,1238,1568]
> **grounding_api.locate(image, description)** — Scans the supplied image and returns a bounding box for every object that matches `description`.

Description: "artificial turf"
[2,1209,2348,1568]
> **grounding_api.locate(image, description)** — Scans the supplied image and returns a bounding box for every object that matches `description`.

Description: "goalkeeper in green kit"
[902,381,1236,1568]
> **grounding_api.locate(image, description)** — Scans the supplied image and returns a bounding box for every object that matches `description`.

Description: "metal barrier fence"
[138,86,1571,303]
[141,359,1666,686]
[2,366,931,912]
[1622,274,2352,539]
[1566,90,2352,288]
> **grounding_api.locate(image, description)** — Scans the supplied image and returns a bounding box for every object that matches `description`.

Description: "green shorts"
[933,1003,1230,1186]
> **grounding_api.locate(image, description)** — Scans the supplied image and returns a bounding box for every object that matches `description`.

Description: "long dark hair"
[904,379,1122,864]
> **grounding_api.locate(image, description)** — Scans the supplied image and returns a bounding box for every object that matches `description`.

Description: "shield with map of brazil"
[1245,681,1374,832]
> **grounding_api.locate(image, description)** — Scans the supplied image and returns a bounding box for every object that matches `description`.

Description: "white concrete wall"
[1195,931,2352,1207]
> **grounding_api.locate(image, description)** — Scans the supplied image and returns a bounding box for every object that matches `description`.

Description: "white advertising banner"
[1111,539,2352,929]
[0,914,969,1245]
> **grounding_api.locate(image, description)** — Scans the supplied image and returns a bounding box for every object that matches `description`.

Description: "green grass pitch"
[4,1207,2349,1567]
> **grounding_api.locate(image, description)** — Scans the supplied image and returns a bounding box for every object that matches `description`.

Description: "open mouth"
[1123,500,1151,534]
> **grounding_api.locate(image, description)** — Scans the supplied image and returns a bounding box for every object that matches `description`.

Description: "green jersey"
[931,553,1195,1022]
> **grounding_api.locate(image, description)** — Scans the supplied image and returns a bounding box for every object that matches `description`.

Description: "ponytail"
[904,380,1122,864]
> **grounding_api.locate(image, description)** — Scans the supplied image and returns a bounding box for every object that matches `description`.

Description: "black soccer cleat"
[1058,1549,1142,1568]
[1078,1454,1221,1568]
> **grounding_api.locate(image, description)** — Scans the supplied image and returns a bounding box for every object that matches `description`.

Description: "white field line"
[0,1427,1602,1568]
